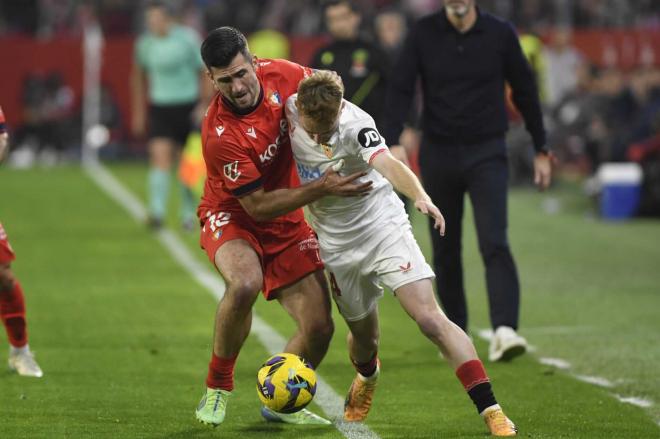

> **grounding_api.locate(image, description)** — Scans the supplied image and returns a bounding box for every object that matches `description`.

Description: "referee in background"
[311,0,390,131]
[384,0,552,362]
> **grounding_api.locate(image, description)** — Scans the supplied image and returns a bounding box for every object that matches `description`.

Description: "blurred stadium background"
[1,1,659,438]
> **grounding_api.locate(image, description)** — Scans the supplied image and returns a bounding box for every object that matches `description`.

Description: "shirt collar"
[439,6,485,34]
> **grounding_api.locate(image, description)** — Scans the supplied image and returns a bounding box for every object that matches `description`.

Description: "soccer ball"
[256,353,317,413]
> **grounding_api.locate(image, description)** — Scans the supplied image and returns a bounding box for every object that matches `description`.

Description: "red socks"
[456,359,490,391]
[351,352,379,378]
[206,353,238,391]
[0,281,27,347]
[456,359,498,414]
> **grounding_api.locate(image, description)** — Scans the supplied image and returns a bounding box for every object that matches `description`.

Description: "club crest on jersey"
[358,127,383,148]
[350,49,369,77]
[223,161,241,182]
[267,90,282,107]
[296,163,322,183]
[321,143,333,159]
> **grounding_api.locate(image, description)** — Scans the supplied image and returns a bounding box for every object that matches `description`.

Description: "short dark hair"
[201,27,251,70]
[322,0,358,13]
[145,0,173,15]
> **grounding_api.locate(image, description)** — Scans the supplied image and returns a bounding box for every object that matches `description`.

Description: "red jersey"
[0,106,6,133]
[198,59,313,226]
[0,222,16,264]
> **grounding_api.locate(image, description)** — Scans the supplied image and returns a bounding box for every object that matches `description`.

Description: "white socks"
[10,344,30,355]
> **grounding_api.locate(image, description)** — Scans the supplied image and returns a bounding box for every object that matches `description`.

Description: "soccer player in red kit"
[194,27,371,426]
[0,106,43,378]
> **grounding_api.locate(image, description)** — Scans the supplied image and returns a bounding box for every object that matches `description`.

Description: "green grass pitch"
[0,164,659,438]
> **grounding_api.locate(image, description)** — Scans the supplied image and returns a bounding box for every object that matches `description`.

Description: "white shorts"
[320,221,435,322]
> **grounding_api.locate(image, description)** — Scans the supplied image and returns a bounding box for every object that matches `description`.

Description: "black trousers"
[419,136,520,331]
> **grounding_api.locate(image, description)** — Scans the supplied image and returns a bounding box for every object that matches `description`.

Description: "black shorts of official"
[148,102,197,146]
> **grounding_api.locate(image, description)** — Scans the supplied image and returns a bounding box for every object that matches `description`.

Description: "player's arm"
[0,131,8,162]
[0,107,8,162]
[371,151,445,235]
[238,163,371,221]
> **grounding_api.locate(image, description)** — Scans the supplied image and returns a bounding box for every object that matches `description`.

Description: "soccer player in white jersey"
[285,71,517,437]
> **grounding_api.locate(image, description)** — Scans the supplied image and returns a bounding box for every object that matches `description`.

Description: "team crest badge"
[267,90,282,107]
[321,143,333,159]
[350,49,369,77]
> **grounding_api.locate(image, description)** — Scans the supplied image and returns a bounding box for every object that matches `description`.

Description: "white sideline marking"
[538,357,571,370]
[523,326,593,335]
[615,396,654,409]
[574,375,615,388]
[480,328,657,421]
[84,162,380,439]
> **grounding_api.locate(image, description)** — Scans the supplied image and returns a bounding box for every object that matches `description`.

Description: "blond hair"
[296,70,344,126]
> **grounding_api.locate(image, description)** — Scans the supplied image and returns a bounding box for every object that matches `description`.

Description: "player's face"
[145,6,170,36]
[207,54,260,110]
[298,112,340,145]
[444,0,475,17]
[325,3,360,41]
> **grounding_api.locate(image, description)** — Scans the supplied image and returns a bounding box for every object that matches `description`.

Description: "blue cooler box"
[597,163,642,220]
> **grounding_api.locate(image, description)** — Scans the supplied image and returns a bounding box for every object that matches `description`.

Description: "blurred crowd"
[1,0,658,38]
[508,29,660,182]
[1,0,659,193]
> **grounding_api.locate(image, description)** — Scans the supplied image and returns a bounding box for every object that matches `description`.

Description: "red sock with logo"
[0,281,27,347]
[206,353,238,391]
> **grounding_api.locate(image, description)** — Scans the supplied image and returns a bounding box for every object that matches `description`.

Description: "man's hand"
[415,198,445,236]
[389,145,410,167]
[533,151,553,191]
[318,160,373,197]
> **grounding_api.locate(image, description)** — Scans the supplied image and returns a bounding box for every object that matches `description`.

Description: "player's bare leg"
[346,310,379,364]
[396,279,517,436]
[211,241,262,357]
[395,279,476,368]
[0,263,42,378]
[343,310,380,422]
[276,270,333,367]
[196,239,262,426]
[262,270,333,425]
[147,137,174,229]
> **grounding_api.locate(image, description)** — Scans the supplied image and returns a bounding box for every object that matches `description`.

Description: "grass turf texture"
[0,164,658,438]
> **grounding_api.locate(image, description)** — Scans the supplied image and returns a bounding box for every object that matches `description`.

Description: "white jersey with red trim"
[286,96,407,250]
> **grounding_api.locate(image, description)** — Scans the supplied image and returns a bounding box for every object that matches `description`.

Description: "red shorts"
[0,222,16,264]
[200,211,324,300]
